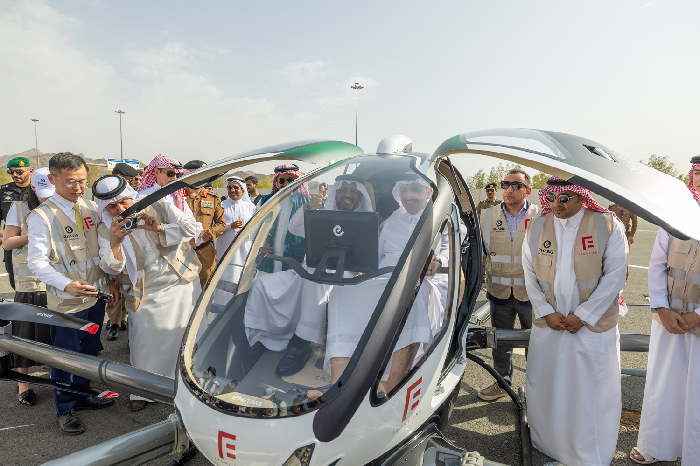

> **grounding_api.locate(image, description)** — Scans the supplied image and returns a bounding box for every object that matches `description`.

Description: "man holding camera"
[93,174,201,412]
[27,153,114,435]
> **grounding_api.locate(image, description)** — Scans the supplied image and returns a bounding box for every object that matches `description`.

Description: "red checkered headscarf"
[538,177,610,216]
[271,163,310,199]
[138,154,188,211]
[688,156,700,202]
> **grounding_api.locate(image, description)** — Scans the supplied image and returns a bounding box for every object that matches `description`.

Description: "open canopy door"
[432,128,700,241]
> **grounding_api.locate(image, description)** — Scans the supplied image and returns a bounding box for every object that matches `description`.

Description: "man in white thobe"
[244,175,373,377]
[631,157,700,465]
[522,177,628,466]
[326,176,447,393]
[211,177,257,309]
[93,175,201,411]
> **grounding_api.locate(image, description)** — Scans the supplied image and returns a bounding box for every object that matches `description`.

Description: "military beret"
[112,162,138,177]
[183,160,207,170]
[691,155,700,164]
[485,182,497,190]
[7,157,30,168]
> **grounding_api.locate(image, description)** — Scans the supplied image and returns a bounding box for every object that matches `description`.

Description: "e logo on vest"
[581,236,595,250]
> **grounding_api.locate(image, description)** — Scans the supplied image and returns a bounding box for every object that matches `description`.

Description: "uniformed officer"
[607,203,638,245]
[1,157,34,289]
[183,160,226,287]
[476,182,502,220]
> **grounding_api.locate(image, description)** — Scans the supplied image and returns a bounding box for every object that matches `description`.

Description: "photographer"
[93,175,201,412]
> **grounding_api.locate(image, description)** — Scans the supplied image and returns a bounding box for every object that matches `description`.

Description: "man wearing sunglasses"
[478,170,539,402]
[475,182,501,220]
[1,157,34,289]
[522,177,628,466]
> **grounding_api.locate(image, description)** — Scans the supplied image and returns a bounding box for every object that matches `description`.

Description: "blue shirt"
[501,200,529,241]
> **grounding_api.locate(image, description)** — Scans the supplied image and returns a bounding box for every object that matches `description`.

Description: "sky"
[1,0,698,177]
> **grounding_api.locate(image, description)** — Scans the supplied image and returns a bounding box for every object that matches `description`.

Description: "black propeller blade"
[0,302,99,333]
[1,370,119,399]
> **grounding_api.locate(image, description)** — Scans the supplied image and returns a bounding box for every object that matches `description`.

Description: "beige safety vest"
[30,198,107,314]
[665,235,700,337]
[98,200,201,311]
[482,203,539,301]
[11,201,46,293]
[527,209,620,333]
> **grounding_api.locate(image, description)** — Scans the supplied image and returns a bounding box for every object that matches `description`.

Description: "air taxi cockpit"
[181,152,454,421]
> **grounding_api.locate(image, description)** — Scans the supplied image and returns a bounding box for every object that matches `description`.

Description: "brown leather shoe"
[130,400,148,412]
[57,409,85,435]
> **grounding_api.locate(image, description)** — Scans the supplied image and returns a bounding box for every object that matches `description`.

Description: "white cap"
[376,135,413,154]
[31,167,55,199]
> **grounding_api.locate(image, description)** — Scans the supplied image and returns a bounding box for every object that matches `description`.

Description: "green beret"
[7,157,30,168]
[485,182,497,190]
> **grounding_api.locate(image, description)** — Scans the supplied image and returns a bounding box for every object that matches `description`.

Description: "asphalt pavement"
[0,218,679,465]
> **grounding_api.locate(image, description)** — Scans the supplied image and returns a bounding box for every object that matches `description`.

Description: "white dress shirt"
[137,184,202,243]
[522,208,629,326]
[648,228,700,316]
[27,194,94,292]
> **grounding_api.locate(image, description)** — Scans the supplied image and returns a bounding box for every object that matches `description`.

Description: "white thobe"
[137,185,203,244]
[636,227,700,463]
[98,201,201,400]
[212,197,256,309]
[522,208,628,466]
[325,208,446,373]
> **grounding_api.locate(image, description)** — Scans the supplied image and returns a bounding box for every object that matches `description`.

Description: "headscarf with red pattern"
[688,155,700,202]
[271,163,310,199]
[538,177,610,216]
[137,154,188,211]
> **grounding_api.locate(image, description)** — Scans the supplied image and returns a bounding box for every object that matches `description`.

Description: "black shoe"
[106,319,111,328]
[57,409,85,435]
[106,325,119,341]
[18,389,37,406]
[74,395,115,411]
[120,320,127,331]
[276,335,313,376]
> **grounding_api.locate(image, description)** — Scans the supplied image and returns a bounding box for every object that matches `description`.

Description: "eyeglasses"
[277,177,297,185]
[545,193,578,203]
[500,181,528,190]
[56,177,89,188]
[160,168,180,178]
[7,169,26,176]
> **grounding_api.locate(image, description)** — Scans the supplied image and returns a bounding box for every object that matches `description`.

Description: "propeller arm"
[0,335,174,403]
[0,302,98,333]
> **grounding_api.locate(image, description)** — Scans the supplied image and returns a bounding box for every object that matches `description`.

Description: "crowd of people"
[476,161,700,465]
[0,148,698,466]
[0,153,301,434]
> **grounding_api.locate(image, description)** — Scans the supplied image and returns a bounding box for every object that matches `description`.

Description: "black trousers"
[490,295,532,385]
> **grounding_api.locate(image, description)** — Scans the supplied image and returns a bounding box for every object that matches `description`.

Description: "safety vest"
[11,201,46,293]
[98,200,201,311]
[482,203,539,301]
[665,235,700,337]
[30,198,107,314]
[526,209,620,333]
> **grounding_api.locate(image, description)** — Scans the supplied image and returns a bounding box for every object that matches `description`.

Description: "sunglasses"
[545,193,578,203]
[277,177,297,185]
[7,169,26,176]
[500,181,528,190]
[160,169,180,178]
[485,188,495,193]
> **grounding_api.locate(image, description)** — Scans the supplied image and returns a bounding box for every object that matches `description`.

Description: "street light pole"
[350,82,364,146]
[115,110,126,160]
[31,119,39,167]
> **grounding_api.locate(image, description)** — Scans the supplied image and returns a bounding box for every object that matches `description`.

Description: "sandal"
[630,447,657,464]
[18,389,37,406]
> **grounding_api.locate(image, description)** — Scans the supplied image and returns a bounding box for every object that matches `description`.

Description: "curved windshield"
[181,155,438,416]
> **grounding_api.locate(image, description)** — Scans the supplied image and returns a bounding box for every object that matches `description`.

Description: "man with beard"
[1,157,34,289]
[630,157,700,465]
[244,175,373,376]
[522,177,628,466]
[244,175,262,207]
[478,169,539,401]
[325,175,446,393]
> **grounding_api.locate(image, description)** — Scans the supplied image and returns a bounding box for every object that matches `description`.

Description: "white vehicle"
[1,130,698,466]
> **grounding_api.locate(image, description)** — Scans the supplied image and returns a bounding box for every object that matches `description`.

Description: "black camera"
[96,290,113,301]
[120,216,138,231]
